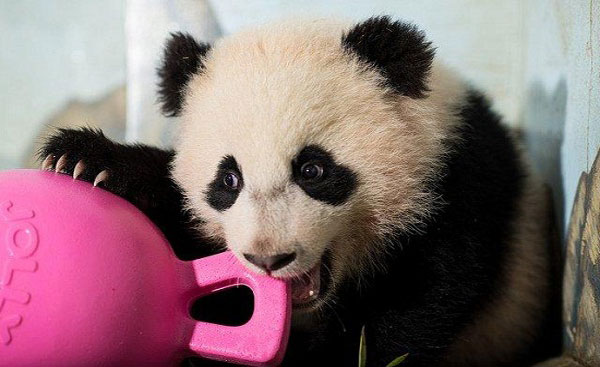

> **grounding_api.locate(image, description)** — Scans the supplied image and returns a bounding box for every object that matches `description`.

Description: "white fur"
[172,19,466,303]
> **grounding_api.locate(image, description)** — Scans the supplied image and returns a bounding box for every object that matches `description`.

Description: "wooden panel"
[561,150,600,365]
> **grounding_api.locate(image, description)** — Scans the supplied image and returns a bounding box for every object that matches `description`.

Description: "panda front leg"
[39,127,217,259]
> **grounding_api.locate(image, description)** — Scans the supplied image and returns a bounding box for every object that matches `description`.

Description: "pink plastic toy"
[0,170,290,367]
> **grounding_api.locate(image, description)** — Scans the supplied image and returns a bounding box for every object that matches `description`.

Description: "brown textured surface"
[534,356,586,367]
[564,150,600,365]
[546,149,600,367]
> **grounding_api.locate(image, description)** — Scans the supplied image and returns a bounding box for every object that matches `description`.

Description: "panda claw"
[73,160,86,179]
[55,154,68,173]
[93,170,109,187]
[41,154,54,170]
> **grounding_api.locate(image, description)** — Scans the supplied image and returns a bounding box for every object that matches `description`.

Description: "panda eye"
[223,171,240,189]
[300,162,324,180]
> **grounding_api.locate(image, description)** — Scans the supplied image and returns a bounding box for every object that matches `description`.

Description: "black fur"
[281,91,556,367]
[39,127,218,260]
[342,16,435,98]
[157,32,211,117]
[40,18,558,364]
[205,155,243,211]
[292,145,357,206]
[40,90,557,366]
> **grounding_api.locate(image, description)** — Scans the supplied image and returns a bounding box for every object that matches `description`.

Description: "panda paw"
[39,127,122,192]
[39,127,178,212]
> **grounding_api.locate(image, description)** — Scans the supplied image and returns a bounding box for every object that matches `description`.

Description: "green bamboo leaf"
[358,325,367,367]
[386,353,409,367]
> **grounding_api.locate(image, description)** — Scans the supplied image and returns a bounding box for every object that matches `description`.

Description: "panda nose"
[243,252,297,272]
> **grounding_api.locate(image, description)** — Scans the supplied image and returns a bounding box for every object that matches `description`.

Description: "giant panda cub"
[41,17,555,367]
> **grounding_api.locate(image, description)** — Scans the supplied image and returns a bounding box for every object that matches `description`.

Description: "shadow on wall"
[522,79,567,239]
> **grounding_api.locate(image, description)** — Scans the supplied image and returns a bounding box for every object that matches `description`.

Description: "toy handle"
[188,252,291,367]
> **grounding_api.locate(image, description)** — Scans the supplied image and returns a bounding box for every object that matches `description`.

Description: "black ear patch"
[342,16,435,98]
[157,32,211,117]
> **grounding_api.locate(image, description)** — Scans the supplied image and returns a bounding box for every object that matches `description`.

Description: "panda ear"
[157,32,211,117]
[342,16,435,98]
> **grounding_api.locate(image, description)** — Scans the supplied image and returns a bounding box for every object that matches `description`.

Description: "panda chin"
[290,251,332,310]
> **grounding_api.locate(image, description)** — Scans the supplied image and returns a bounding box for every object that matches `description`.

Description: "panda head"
[160,17,462,312]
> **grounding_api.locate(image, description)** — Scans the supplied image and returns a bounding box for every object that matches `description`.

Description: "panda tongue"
[291,263,321,305]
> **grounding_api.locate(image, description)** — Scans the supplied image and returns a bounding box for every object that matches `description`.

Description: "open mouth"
[290,250,332,309]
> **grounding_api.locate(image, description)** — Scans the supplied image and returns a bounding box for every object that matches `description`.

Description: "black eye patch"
[205,155,243,211]
[292,145,357,206]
